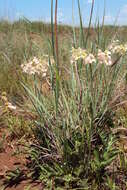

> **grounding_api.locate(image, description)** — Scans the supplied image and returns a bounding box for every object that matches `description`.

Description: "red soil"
[0,127,43,190]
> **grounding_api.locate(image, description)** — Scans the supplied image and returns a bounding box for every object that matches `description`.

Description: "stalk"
[51,0,55,57]
[85,0,94,48]
[77,0,85,48]
[55,0,59,69]
[54,0,59,115]
[72,0,76,47]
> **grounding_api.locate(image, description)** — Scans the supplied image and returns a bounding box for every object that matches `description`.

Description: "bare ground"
[0,127,43,190]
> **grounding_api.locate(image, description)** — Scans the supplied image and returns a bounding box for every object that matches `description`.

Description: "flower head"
[21,55,54,77]
[84,53,96,65]
[7,102,16,110]
[108,40,127,55]
[113,44,127,55]
[1,92,16,111]
[97,49,112,66]
[108,40,120,51]
[71,47,87,63]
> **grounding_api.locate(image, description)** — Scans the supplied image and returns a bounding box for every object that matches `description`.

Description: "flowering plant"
[20,0,127,189]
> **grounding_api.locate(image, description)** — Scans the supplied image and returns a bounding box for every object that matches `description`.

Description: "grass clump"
[19,1,127,189]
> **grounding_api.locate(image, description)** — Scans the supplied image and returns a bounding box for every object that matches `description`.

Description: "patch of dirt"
[0,127,43,190]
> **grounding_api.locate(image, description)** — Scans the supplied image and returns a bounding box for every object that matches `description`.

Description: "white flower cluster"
[6,102,16,110]
[21,56,54,77]
[84,53,96,65]
[71,40,127,66]
[97,50,112,66]
[71,47,95,65]
[71,47,88,63]
[108,40,127,55]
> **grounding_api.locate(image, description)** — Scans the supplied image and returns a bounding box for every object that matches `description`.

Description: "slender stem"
[75,61,82,94]
[85,0,94,47]
[72,0,76,47]
[54,0,59,116]
[55,0,59,70]
[51,0,55,57]
[77,0,85,48]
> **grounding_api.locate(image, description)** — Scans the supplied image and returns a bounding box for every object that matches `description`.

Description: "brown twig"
[111,55,122,67]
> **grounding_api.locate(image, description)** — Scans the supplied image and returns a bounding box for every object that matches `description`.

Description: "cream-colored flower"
[21,55,54,77]
[7,102,16,110]
[97,49,112,66]
[104,50,112,66]
[108,40,127,55]
[84,53,96,65]
[1,92,16,111]
[71,47,87,63]
[108,40,119,51]
[113,44,127,55]
[98,49,105,64]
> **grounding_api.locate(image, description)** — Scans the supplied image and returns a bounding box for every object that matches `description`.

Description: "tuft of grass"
[20,1,127,189]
